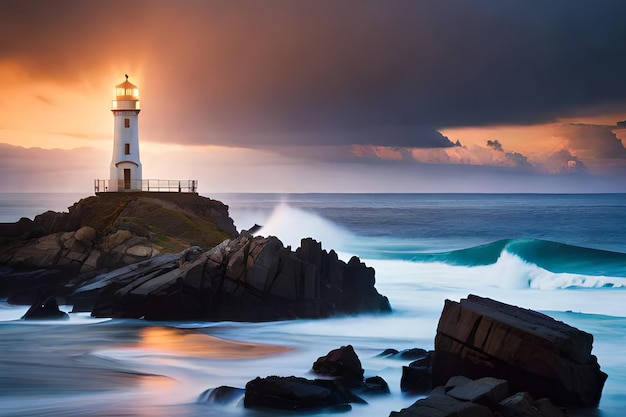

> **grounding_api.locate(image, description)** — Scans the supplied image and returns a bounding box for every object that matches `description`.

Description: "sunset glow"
[134,327,292,359]
[1,1,626,192]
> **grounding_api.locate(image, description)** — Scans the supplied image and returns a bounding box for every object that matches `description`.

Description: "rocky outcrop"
[432,294,607,407]
[71,234,391,321]
[0,193,237,302]
[390,376,566,417]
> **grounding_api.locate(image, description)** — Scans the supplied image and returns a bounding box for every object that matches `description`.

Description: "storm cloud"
[3,0,626,148]
[559,124,626,160]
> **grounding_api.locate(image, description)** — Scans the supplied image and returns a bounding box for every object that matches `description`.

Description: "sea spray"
[255,203,354,250]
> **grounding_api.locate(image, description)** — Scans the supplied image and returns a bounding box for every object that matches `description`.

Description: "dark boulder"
[243,375,362,411]
[22,296,69,320]
[361,376,390,395]
[432,294,607,407]
[312,345,365,387]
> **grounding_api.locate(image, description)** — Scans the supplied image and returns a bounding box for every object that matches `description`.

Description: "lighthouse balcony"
[94,179,198,194]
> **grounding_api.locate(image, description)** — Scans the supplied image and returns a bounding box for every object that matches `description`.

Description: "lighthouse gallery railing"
[94,179,198,193]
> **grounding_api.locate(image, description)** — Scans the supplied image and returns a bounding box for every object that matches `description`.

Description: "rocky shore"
[197,295,606,415]
[0,194,607,415]
[0,192,236,303]
[0,193,390,321]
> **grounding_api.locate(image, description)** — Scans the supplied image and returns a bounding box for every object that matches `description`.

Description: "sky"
[2,0,626,193]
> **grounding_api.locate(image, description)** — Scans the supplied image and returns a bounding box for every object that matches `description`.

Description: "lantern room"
[112,74,140,111]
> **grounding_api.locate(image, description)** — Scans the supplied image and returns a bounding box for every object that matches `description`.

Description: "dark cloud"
[486,140,504,152]
[2,1,626,148]
[560,124,626,159]
[485,140,531,169]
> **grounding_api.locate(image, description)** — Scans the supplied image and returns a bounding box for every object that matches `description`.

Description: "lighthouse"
[94,75,197,194]
[109,75,142,191]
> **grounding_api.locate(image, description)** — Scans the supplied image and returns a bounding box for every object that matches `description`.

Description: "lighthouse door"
[123,169,131,190]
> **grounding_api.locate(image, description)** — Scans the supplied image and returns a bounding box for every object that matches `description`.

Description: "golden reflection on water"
[136,326,293,359]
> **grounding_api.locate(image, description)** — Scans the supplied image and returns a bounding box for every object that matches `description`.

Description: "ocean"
[0,192,625,416]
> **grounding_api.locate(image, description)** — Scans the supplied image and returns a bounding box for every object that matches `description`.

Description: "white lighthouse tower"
[109,75,142,191]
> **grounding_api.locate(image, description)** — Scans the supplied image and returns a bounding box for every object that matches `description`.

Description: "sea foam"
[255,203,354,250]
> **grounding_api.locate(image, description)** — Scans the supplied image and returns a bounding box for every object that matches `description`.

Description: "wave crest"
[255,203,354,250]
[416,238,626,278]
[490,250,626,290]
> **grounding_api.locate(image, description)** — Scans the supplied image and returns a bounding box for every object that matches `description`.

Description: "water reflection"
[134,326,293,359]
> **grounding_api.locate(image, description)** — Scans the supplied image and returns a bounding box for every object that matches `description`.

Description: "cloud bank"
[2,0,626,149]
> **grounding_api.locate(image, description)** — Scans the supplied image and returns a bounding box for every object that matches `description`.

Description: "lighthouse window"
[124,118,130,128]
[124,143,130,155]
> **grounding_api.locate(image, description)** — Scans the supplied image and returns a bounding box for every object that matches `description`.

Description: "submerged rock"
[197,386,245,405]
[432,294,607,407]
[22,296,69,320]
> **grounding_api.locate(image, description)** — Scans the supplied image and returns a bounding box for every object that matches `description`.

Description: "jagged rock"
[312,345,365,387]
[391,376,566,417]
[401,351,434,393]
[70,253,180,313]
[74,235,391,321]
[22,296,69,320]
[497,392,566,417]
[390,385,494,417]
[246,224,262,234]
[432,294,607,407]
[445,376,509,408]
[243,375,361,411]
